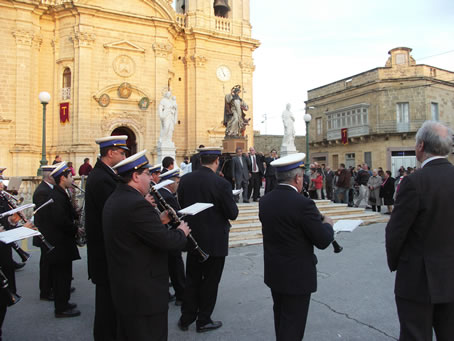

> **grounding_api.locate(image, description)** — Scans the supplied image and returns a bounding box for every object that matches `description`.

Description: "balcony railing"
[176,14,186,27]
[215,17,231,33]
[62,87,71,100]
[40,0,76,5]
[371,120,427,134]
[327,125,370,140]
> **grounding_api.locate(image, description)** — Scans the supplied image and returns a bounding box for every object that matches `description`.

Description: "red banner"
[60,102,70,123]
[341,128,348,145]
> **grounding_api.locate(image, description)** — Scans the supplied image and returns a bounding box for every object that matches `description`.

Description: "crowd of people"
[0,120,453,341]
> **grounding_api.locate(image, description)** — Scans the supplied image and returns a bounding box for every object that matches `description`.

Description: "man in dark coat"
[157,168,186,306]
[177,147,239,333]
[32,164,56,301]
[264,149,278,193]
[386,121,454,340]
[190,145,204,172]
[103,150,189,341]
[231,146,250,203]
[84,135,128,340]
[259,153,334,340]
[247,146,264,202]
[48,162,81,318]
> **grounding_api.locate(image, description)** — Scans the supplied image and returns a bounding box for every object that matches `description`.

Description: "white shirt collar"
[44,181,54,189]
[278,183,299,192]
[421,156,446,168]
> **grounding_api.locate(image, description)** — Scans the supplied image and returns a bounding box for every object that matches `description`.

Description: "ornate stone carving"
[183,54,207,67]
[70,29,96,48]
[138,97,150,110]
[12,29,34,47]
[98,94,110,107]
[118,82,132,99]
[152,43,172,58]
[100,110,145,135]
[113,55,135,78]
[239,61,255,73]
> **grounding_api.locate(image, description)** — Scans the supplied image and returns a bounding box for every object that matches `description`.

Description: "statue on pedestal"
[158,91,178,147]
[223,85,250,137]
[281,103,296,154]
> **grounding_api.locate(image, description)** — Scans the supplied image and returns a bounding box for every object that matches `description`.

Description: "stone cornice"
[12,29,34,47]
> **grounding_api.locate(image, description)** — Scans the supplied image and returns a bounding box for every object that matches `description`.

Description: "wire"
[416,49,454,61]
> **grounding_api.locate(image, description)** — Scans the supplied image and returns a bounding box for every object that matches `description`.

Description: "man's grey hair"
[416,121,453,156]
[276,167,304,184]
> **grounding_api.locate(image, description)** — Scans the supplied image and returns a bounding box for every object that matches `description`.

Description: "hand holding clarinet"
[321,214,343,253]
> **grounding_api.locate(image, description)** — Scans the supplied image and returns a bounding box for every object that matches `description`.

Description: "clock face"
[216,66,231,81]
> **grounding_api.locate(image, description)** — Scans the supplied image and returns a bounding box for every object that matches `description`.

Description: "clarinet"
[321,214,343,253]
[149,186,209,263]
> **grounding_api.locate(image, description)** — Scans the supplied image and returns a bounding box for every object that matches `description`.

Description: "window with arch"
[62,67,71,100]
[214,0,230,18]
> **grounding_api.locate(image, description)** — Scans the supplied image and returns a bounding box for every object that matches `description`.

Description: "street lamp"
[37,91,51,176]
[304,110,313,171]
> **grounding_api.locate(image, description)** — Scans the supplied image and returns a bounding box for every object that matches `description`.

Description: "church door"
[111,127,137,156]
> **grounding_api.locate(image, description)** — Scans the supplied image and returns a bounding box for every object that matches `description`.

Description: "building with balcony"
[0,0,259,175]
[305,47,454,176]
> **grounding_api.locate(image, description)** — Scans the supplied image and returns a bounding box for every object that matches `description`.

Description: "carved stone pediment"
[104,40,145,53]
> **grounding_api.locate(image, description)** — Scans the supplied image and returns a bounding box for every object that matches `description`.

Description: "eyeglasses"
[114,149,126,156]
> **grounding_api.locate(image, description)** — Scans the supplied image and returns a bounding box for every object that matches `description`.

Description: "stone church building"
[305,47,454,176]
[0,0,259,175]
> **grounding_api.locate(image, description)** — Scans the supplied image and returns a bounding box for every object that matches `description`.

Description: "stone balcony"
[327,125,369,141]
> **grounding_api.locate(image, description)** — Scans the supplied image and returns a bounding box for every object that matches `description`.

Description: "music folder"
[152,180,174,190]
[0,226,42,244]
[178,203,214,216]
[0,203,35,219]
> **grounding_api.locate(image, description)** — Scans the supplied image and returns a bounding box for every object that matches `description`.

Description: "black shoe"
[196,321,223,333]
[177,319,189,331]
[175,299,183,306]
[253,198,259,202]
[40,293,54,301]
[243,200,250,203]
[14,262,25,270]
[66,302,77,310]
[70,287,75,293]
[55,308,81,318]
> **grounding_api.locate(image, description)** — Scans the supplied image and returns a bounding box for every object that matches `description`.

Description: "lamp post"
[37,91,51,176]
[304,111,312,172]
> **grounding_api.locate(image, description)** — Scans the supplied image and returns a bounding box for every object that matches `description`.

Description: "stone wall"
[253,133,307,157]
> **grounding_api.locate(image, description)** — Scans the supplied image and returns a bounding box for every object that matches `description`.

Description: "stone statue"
[282,103,296,150]
[158,91,178,146]
[223,85,249,137]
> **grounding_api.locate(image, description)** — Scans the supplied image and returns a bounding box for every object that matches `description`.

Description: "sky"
[250,0,454,135]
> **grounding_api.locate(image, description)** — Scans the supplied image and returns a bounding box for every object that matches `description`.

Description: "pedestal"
[222,136,248,154]
[157,143,176,163]
[280,144,298,157]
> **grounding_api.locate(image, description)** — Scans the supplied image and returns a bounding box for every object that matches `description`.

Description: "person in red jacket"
[78,158,92,176]
[311,169,323,199]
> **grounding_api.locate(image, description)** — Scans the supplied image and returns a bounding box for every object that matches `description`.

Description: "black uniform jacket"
[177,166,239,257]
[47,185,80,264]
[386,158,454,304]
[85,159,119,284]
[158,187,181,226]
[103,184,187,315]
[264,157,277,177]
[259,185,334,295]
[32,181,53,247]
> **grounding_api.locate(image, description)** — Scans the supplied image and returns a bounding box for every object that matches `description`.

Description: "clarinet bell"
[332,240,343,253]
[11,243,31,262]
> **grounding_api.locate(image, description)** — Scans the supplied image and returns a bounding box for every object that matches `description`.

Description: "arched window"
[62,68,71,100]
[214,0,230,18]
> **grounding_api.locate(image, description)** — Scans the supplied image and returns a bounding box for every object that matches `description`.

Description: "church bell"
[214,0,230,18]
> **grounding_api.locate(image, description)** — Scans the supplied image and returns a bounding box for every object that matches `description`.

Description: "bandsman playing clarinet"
[177,147,239,333]
[259,153,334,340]
[157,168,186,306]
[103,150,190,341]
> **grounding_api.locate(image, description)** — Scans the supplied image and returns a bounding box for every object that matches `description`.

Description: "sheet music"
[333,219,363,233]
[0,227,42,244]
[0,203,35,219]
[178,203,214,216]
[152,180,174,190]
[232,189,242,196]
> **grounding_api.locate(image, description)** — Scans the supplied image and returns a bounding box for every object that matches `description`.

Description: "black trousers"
[39,244,53,297]
[265,176,277,194]
[0,303,6,341]
[248,172,262,200]
[94,282,117,341]
[234,180,249,202]
[51,261,72,312]
[271,290,311,341]
[396,296,454,341]
[168,251,185,301]
[326,184,333,200]
[180,255,225,326]
[117,312,167,341]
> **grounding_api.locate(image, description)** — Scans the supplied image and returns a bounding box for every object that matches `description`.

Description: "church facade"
[0,0,259,175]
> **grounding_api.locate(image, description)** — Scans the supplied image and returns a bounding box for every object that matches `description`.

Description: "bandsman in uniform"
[85,135,128,340]
[259,153,334,340]
[48,162,81,318]
[103,150,190,341]
[158,168,186,306]
[149,164,162,187]
[32,164,56,301]
[177,147,239,333]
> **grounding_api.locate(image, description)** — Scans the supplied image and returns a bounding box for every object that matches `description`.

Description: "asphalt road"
[3,222,400,340]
